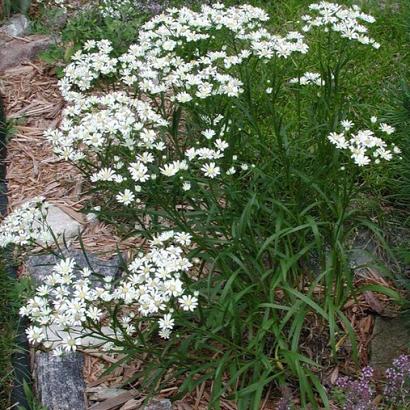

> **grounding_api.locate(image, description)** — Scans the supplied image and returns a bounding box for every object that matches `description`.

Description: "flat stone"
[0,35,54,72]
[28,251,121,409]
[143,399,172,410]
[43,9,68,31]
[34,351,86,410]
[349,230,377,270]
[0,14,30,37]
[88,387,129,401]
[27,250,120,348]
[43,324,116,349]
[45,203,82,243]
[26,248,121,284]
[370,313,410,370]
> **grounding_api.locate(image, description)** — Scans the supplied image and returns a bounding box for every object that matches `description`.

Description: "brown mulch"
[1,61,140,256]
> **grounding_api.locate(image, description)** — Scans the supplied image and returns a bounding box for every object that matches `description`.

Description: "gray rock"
[143,399,172,410]
[349,229,377,271]
[42,203,82,244]
[0,14,30,37]
[370,314,410,370]
[26,248,121,284]
[28,251,122,409]
[26,249,121,345]
[88,387,129,401]
[34,351,86,410]
[43,9,68,31]
[42,324,116,349]
[0,35,54,72]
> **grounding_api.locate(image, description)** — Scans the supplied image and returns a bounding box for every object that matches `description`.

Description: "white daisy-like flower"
[116,189,135,205]
[201,162,220,178]
[379,123,395,135]
[158,313,175,331]
[341,120,354,131]
[178,295,198,312]
[26,326,45,344]
[202,129,216,140]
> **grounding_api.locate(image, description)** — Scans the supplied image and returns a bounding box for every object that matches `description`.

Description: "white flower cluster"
[290,72,323,86]
[118,3,308,97]
[302,2,379,48]
[57,4,308,101]
[45,91,167,162]
[99,0,135,19]
[59,40,117,101]
[21,231,199,354]
[328,118,400,166]
[42,3,384,213]
[36,0,66,10]
[0,198,52,247]
[46,92,242,206]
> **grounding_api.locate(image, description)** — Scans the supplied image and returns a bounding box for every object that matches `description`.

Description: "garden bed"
[1,1,410,409]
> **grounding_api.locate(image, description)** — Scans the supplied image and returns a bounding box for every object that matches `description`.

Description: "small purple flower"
[384,354,410,405]
[336,366,376,410]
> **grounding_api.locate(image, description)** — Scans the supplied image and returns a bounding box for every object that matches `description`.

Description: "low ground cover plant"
[2,1,409,408]
[332,355,410,409]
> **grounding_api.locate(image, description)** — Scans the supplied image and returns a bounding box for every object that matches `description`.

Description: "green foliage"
[17,380,48,410]
[62,8,145,52]
[0,253,33,408]
[34,5,147,68]
[1,0,32,19]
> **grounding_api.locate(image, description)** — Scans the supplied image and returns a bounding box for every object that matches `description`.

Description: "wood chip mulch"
[1,62,140,256]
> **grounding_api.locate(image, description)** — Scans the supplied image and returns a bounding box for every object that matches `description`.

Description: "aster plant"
[1,2,404,408]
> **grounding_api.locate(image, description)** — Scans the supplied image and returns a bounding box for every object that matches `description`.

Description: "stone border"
[1,92,31,409]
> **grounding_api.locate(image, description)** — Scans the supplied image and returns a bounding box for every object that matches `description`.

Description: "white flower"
[266,87,273,94]
[176,92,193,103]
[328,132,348,149]
[182,181,191,191]
[214,139,229,151]
[0,198,52,247]
[352,153,371,166]
[164,278,184,297]
[303,3,377,47]
[91,168,118,182]
[201,129,216,140]
[55,258,75,276]
[128,161,150,182]
[379,123,395,135]
[201,162,220,178]
[341,120,354,130]
[158,313,175,330]
[327,119,397,166]
[159,328,171,339]
[160,163,180,177]
[178,295,198,312]
[26,326,45,344]
[52,346,64,357]
[290,72,322,86]
[22,231,199,347]
[116,189,135,205]
[63,336,80,352]
[87,307,103,321]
